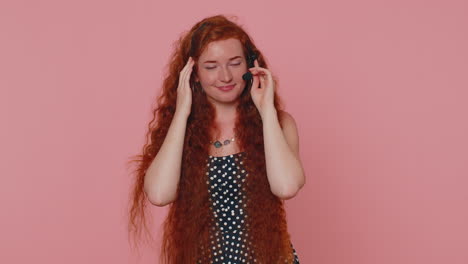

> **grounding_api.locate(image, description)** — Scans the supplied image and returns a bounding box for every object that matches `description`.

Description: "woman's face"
[195,38,248,105]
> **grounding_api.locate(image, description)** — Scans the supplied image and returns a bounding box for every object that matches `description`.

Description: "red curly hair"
[127,14,295,263]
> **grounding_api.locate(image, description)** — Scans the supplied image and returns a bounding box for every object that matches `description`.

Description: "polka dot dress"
[199,151,300,263]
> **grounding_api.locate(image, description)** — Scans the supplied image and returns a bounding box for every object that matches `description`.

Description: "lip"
[217,84,236,91]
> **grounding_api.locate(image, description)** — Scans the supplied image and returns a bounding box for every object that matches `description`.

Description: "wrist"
[174,109,189,121]
[260,105,277,119]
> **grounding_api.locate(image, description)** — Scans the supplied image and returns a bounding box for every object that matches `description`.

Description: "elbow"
[146,192,174,207]
[271,184,300,200]
[144,185,175,207]
[272,174,305,200]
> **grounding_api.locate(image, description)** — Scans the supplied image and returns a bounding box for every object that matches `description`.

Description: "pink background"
[1,0,467,263]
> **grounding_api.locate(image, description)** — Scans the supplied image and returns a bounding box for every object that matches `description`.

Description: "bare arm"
[262,108,305,200]
[144,57,195,206]
[247,59,305,200]
[144,111,188,206]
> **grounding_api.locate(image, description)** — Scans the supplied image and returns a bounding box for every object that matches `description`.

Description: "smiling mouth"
[217,84,236,91]
[217,84,236,88]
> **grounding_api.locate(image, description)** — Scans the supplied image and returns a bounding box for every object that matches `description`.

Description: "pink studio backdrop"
[1,0,467,263]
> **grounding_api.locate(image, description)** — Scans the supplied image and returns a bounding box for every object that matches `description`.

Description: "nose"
[219,66,233,83]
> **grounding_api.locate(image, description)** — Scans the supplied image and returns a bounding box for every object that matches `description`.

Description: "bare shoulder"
[278,110,300,156]
[279,110,295,124]
[279,110,298,132]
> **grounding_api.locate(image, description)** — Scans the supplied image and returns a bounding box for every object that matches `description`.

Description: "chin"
[207,92,242,105]
[210,96,239,105]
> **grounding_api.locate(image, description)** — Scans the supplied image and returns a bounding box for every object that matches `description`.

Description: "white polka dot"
[204,153,255,262]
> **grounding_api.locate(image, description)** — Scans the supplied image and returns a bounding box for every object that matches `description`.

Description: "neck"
[211,101,238,124]
[208,104,237,142]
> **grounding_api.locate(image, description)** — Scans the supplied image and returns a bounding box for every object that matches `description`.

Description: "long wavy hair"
[127,14,295,263]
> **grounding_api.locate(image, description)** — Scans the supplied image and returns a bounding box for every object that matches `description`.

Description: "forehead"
[199,38,244,61]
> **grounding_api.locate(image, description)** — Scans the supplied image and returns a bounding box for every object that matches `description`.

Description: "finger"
[187,59,196,87]
[182,57,192,72]
[249,68,270,80]
[183,63,194,88]
[179,59,190,79]
[254,59,259,67]
[182,57,194,75]
[249,61,264,70]
[251,74,259,91]
[179,58,194,88]
[183,64,193,86]
[251,66,272,78]
[178,67,188,89]
[259,74,265,88]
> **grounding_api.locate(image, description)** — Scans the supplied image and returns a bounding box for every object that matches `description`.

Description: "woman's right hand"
[175,57,195,118]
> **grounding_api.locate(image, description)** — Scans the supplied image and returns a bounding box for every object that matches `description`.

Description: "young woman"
[128,14,305,263]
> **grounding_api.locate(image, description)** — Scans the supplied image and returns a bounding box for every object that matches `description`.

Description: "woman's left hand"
[249,59,276,117]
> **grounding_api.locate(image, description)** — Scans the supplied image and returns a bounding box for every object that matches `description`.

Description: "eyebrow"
[203,56,242,64]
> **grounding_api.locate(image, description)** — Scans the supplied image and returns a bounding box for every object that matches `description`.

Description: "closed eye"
[205,62,242,70]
